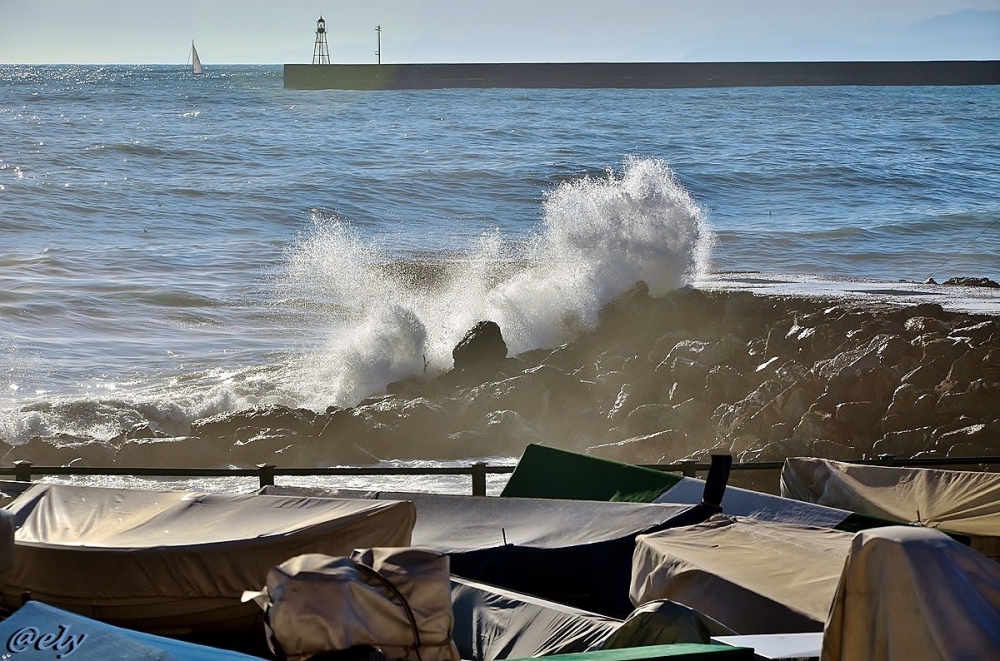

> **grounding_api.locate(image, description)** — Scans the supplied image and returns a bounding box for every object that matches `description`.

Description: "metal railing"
[2,454,999,496]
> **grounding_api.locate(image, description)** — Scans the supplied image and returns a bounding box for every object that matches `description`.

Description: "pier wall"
[283,60,1000,90]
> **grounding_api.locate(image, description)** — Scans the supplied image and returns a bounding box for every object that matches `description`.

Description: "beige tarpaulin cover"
[0,483,415,634]
[781,457,1000,536]
[822,525,1000,660]
[247,549,459,661]
[631,516,853,635]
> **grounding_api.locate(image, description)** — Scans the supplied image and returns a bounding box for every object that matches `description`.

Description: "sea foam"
[279,157,712,408]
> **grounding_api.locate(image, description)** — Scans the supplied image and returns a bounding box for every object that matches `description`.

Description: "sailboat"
[190,41,203,75]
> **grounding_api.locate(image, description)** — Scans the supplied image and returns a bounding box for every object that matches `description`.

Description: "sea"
[1,65,998,493]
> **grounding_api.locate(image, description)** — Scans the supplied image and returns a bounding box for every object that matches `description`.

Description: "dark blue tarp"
[0,601,263,660]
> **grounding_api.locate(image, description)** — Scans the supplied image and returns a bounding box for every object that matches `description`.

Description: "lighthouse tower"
[312,16,330,65]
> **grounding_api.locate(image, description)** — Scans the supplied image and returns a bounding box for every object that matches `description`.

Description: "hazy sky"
[2,1,999,64]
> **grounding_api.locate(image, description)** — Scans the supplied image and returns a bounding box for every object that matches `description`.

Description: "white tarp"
[1,483,415,635]
[822,525,1000,660]
[781,457,1000,536]
[630,516,853,635]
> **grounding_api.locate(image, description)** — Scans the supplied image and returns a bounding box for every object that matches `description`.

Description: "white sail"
[191,42,203,75]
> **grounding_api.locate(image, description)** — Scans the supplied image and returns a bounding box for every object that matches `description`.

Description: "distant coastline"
[283,60,1000,90]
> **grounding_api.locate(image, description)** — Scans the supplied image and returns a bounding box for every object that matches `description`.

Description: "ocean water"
[1,64,999,474]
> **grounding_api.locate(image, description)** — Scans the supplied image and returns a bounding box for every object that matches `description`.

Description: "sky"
[1,1,999,65]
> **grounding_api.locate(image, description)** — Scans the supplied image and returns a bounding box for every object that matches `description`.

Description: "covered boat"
[782,456,1000,555]
[0,483,415,637]
[502,444,880,530]
[451,576,622,659]
[0,600,262,660]
[630,516,854,634]
[263,485,702,616]
[822,525,1000,660]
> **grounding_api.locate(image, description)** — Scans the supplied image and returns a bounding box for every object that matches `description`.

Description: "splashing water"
[279,157,712,408]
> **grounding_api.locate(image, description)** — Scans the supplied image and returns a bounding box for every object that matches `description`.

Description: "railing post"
[471,462,487,497]
[257,464,276,489]
[13,461,33,483]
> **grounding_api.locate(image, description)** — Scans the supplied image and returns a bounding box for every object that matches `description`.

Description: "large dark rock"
[452,320,508,379]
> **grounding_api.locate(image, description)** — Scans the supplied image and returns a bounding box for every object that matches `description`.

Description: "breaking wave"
[278,157,712,408]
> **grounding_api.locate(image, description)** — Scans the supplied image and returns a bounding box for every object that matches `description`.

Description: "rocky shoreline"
[4,283,999,484]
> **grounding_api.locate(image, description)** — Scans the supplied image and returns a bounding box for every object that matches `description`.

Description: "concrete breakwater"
[283,60,1000,90]
[5,284,999,482]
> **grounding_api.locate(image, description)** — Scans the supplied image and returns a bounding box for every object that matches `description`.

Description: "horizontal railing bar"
[0,465,517,478]
[1,455,998,484]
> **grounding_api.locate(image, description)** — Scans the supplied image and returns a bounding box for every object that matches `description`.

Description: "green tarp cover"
[506,643,753,661]
[501,444,683,502]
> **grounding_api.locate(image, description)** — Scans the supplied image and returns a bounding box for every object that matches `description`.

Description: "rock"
[191,405,320,442]
[901,364,946,390]
[452,320,508,379]
[950,321,998,346]
[793,407,835,442]
[2,436,116,467]
[936,423,1000,452]
[943,277,1000,288]
[116,436,225,468]
[873,427,937,458]
[587,429,688,464]
[904,316,951,335]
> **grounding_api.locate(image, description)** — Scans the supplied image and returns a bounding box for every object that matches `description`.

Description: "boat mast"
[375,25,381,65]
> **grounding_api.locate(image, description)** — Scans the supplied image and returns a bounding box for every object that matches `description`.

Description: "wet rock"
[936,423,1000,451]
[943,277,1000,288]
[904,316,951,335]
[873,427,937,458]
[2,436,117,467]
[191,405,320,443]
[116,436,225,468]
[901,364,946,390]
[452,320,508,379]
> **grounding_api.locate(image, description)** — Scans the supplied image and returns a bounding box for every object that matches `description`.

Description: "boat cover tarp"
[501,444,683,502]
[630,516,853,635]
[782,456,1000,537]
[245,549,459,661]
[262,485,698,616]
[505,643,754,661]
[822,525,1000,660]
[0,483,415,634]
[0,509,13,578]
[0,600,262,660]
[500,444,854,529]
[602,600,735,649]
[451,576,622,660]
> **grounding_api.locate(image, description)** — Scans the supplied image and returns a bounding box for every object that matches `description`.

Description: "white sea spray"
[278,157,712,408]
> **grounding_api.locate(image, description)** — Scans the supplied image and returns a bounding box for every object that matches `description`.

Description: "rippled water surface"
[1,64,998,451]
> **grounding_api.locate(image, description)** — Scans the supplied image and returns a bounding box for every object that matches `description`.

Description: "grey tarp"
[262,485,698,616]
[245,549,460,661]
[630,516,854,634]
[1,483,415,636]
[451,577,622,660]
[782,456,1000,537]
[822,525,1000,660]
